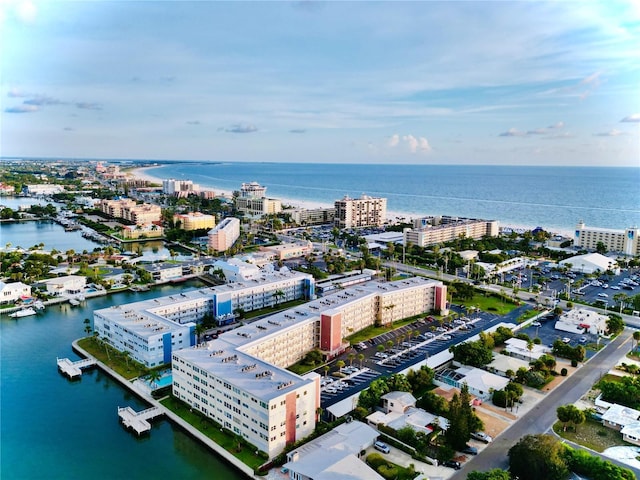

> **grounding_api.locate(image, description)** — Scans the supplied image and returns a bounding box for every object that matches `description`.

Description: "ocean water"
[145,163,640,233]
[0,281,240,480]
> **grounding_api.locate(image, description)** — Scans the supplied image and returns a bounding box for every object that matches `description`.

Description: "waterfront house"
[0,281,32,305]
[40,275,86,296]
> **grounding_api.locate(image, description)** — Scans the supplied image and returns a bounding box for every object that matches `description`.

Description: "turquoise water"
[1,281,241,480]
[155,373,173,388]
[145,163,640,232]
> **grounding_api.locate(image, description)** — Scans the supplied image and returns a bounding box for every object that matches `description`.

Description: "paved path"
[450,328,640,479]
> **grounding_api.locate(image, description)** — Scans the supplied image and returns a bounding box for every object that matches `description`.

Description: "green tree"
[467,469,511,480]
[633,331,640,353]
[449,340,493,367]
[336,360,346,374]
[508,434,569,480]
[444,383,482,450]
[606,314,625,336]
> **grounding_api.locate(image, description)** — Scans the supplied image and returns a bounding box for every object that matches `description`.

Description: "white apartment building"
[172,344,319,459]
[163,178,200,195]
[574,221,640,256]
[208,217,241,252]
[0,281,31,305]
[93,304,196,367]
[173,212,216,231]
[121,224,164,240]
[172,276,446,458]
[334,195,387,229]
[404,216,499,248]
[41,275,86,296]
[212,258,262,282]
[262,242,313,260]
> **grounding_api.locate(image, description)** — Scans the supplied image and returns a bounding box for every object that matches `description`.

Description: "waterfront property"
[403,215,499,248]
[171,276,446,458]
[173,212,216,231]
[93,269,316,367]
[0,281,31,305]
[97,198,162,225]
[39,275,87,296]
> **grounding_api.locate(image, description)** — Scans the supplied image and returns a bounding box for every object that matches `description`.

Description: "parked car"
[471,431,493,443]
[444,460,461,470]
[462,445,478,455]
[531,321,541,327]
[374,441,390,454]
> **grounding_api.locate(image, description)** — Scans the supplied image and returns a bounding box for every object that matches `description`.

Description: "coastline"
[128,166,573,237]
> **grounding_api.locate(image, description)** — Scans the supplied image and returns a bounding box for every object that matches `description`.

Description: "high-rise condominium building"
[334,195,387,229]
[208,217,241,252]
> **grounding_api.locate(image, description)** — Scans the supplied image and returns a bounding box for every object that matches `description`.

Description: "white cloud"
[387,134,400,147]
[621,114,640,123]
[401,134,431,153]
[594,129,625,137]
[499,128,526,137]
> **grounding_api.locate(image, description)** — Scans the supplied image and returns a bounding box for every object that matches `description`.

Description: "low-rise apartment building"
[404,215,499,248]
[287,207,335,226]
[261,241,313,260]
[208,217,241,252]
[121,224,164,240]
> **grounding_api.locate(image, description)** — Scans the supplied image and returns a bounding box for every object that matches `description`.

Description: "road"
[450,327,640,479]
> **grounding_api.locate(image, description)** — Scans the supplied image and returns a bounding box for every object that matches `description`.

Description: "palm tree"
[195,323,207,343]
[348,353,356,367]
[358,353,365,368]
[84,325,92,336]
[122,350,131,370]
[100,336,111,361]
[147,369,162,389]
[273,289,285,307]
[323,365,330,378]
[385,340,394,351]
[336,360,346,374]
[527,340,534,361]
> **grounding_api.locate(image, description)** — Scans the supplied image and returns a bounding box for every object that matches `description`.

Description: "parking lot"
[318,304,533,409]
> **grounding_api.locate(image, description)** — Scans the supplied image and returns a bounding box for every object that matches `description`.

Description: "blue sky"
[1,1,639,166]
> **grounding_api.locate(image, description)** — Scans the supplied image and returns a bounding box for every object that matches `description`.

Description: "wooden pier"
[117,406,163,435]
[56,357,97,379]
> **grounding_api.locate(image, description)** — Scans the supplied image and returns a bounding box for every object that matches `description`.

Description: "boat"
[34,301,45,310]
[68,298,80,307]
[9,307,37,318]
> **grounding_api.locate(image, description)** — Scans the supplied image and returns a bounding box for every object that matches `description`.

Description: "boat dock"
[117,406,164,435]
[56,357,97,379]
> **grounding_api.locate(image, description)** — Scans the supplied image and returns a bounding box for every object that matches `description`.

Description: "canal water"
[1,282,241,479]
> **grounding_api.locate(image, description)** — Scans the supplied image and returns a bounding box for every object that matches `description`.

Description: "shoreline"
[128,166,574,237]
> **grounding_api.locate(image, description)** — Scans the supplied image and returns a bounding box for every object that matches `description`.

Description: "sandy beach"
[128,166,569,235]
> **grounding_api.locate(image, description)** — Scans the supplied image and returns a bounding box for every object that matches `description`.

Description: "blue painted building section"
[304,278,315,299]
[163,332,173,364]
[189,325,196,346]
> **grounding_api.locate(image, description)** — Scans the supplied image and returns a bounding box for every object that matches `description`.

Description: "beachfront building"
[0,281,32,305]
[403,216,499,248]
[163,178,200,196]
[173,212,216,231]
[574,221,640,256]
[235,182,282,217]
[334,195,387,229]
[120,224,164,240]
[208,217,241,252]
[287,207,336,226]
[261,241,313,261]
[172,276,445,458]
[40,275,86,296]
[97,199,162,225]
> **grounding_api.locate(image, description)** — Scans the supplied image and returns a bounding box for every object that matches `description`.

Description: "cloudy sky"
[1,1,639,166]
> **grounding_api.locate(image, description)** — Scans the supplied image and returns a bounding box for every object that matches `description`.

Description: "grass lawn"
[77,337,148,380]
[516,309,540,323]
[242,299,308,320]
[160,396,266,470]
[553,418,633,452]
[458,293,519,316]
